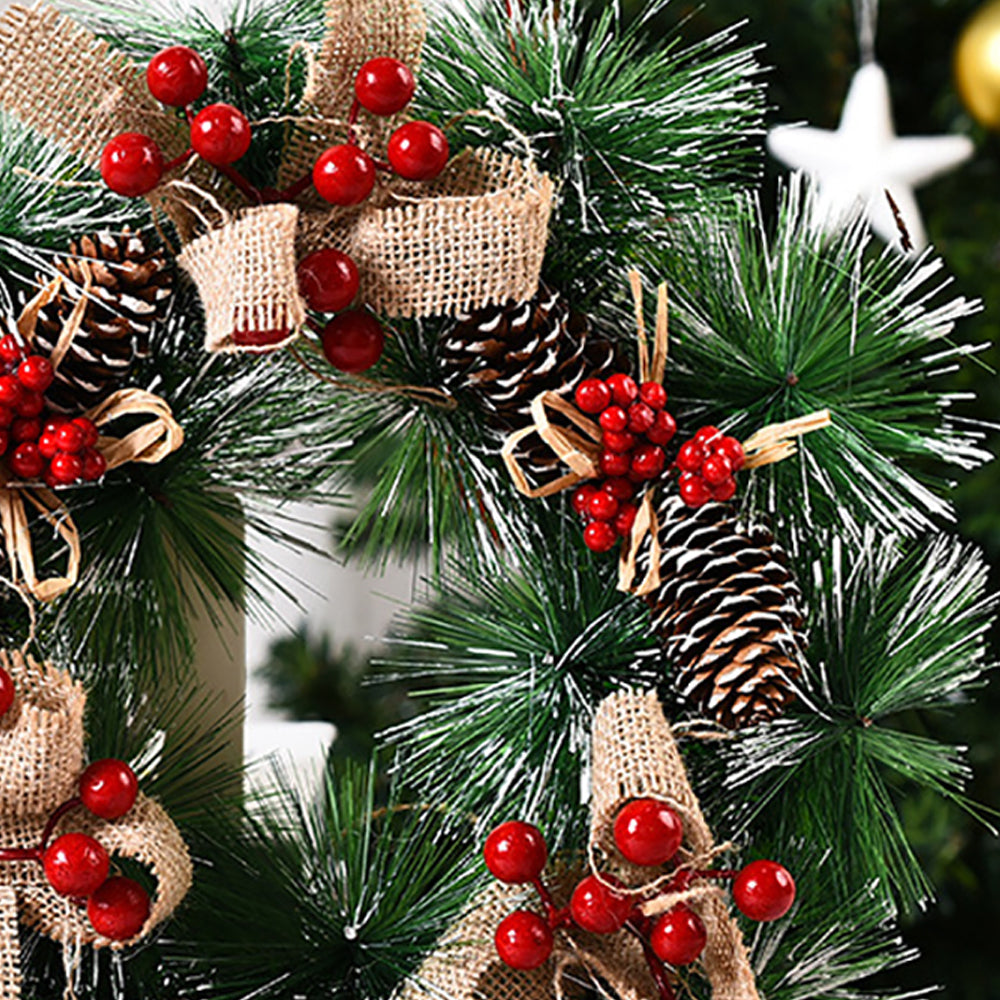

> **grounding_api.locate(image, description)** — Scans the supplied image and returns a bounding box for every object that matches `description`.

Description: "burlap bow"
[0,277,183,602]
[0,649,192,999]
[0,1,554,354]
[400,690,761,1000]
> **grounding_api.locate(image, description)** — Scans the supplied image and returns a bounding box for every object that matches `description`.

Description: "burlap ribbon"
[0,277,183,602]
[0,649,192,999]
[400,690,760,1000]
[502,274,831,598]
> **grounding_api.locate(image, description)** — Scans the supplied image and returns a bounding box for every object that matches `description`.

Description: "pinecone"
[640,496,808,729]
[34,230,173,414]
[440,284,619,476]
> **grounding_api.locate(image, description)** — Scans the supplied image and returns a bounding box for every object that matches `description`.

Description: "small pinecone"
[34,230,173,414]
[440,283,618,476]
[640,496,808,729]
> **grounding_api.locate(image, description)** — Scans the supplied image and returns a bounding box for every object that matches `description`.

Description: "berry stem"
[39,796,82,850]
[348,98,361,146]
[163,148,195,173]
[274,172,315,202]
[214,163,266,205]
[0,846,41,863]
[624,920,677,1000]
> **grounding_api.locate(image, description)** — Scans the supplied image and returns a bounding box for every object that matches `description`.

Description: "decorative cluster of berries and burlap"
[401,690,760,1000]
[0,0,553,354]
[0,649,192,999]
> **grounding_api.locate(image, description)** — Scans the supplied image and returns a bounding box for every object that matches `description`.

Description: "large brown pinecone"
[640,496,808,729]
[440,284,618,476]
[34,230,173,414]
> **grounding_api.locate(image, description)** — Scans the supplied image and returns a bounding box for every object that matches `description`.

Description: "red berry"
[716,435,746,471]
[599,406,628,433]
[483,821,548,884]
[297,249,361,313]
[0,336,23,366]
[43,468,59,490]
[72,418,100,449]
[0,431,9,456]
[574,379,611,415]
[0,406,14,428]
[387,121,450,181]
[694,425,722,448]
[701,454,732,486]
[87,877,150,941]
[355,57,416,116]
[676,441,704,473]
[101,133,164,197]
[569,874,631,934]
[38,432,59,459]
[0,376,22,408]
[11,418,41,444]
[81,448,108,482]
[587,491,619,522]
[495,911,553,970]
[602,430,636,454]
[313,144,376,206]
[49,452,83,485]
[678,473,710,508]
[81,759,139,820]
[630,445,666,481]
[147,45,208,107]
[599,450,631,478]
[43,417,68,435]
[646,410,677,447]
[605,374,638,407]
[0,666,13,718]
[650,905,707,966]
[43,833,109,898]
[571,484,598,516]
[583,521,618,553]
[733,861,796,922]
[614,503,638,537]
[628,402,655,434]
[321,311,385,373]
[15,391,44,418]
[9,443,44,480]
[710,477,737,502]
[55,422,84,454]
[191,103,252,166]
[603,478,635,501]
[613,798,684,867]
[639,382,668,410]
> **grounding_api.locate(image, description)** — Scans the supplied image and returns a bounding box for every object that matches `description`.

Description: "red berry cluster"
[0,335,106,487]
[675,426,745,508]
[572,375,677,553]
[0,759,151,941]
[483,809,795,986]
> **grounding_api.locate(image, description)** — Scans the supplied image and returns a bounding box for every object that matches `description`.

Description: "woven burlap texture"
[0,650,193,1000]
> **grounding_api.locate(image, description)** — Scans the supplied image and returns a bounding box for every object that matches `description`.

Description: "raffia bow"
[0,649,192,999]
[0,277,183,602]
[502,273,831,597]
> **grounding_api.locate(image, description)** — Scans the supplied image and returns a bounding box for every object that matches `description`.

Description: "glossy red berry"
[101,133,165,197]
[0,665,13,718]
[321,311,385,373]
[587,491,619,522]
[72,418,99,449]
[574,379,611,415]
[678,473,710,508]
[81,448,108,482]
[639,382,668,410]
[701,454,732,486]
[0,336,23,367]
[314,144,376,205]
[55,422,84,454]
[49,452,83,485]
[569,874,631,934]
[599,406,628,433]
[43,833,110,897]
[0,376,23,408]
[605,373,638,407]
[147,45,208,107]
[571,484,597,516]
[733,860,796,922]
[630,445,666,481]
[495,911,553,970]
[602,430,636,454]
[694,426,722,450]
[483,821,548,884]
[191,104,252,166]
[613,798,684,867]
[43,417,67,435]
[11,418,40,444]
[0,430,8,456]
[676,441,704,473]
[0,406,14,429]
[297,249,361,313]
[599,450,631,478]
[627,402,655,434]
[716,435,746,471]
[80,759,139,820]
[9,443,44,480]
[710,477,737,502]
[646,410,677,447]
[650,905,707,966]
[355,57,416,116]
[15,391,44,418]
[614,502,638,537]
[603,478,635,501]
[584,521,618,553]
[38,432,59,460]
[388,121,450,181]
[87,877,150,941]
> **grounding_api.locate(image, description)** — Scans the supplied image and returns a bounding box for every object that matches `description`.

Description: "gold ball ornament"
[956,0,1000,128]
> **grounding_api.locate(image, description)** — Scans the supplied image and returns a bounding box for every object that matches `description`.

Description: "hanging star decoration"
[768,62,973,253]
